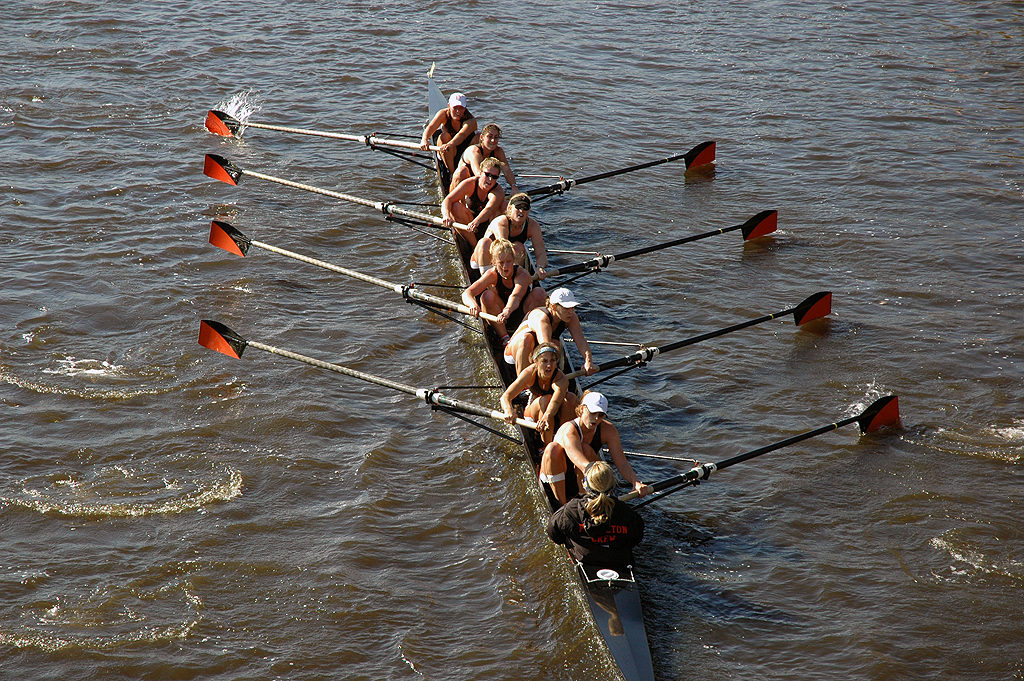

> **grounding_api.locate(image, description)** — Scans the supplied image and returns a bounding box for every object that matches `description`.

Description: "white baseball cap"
[448,93,467,108]
[549,288,579,308]
[581,392,608,414]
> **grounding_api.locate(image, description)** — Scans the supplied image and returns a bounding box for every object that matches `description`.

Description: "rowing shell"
[426,76,655,681]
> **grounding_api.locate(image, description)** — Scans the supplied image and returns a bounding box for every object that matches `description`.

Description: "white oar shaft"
[245,339,536,430]
[250,239,500,323]
[243,121,441,151]
[240,169,470,232]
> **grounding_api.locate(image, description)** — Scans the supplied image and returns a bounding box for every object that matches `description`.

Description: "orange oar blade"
[199,320,247,359]
[741,210,778,240]
[203,154,243,186]
[205,109,238,137]
[858,395,901,433]
[209,220,250,257]
[684,140,716,170]
[793,291,832,325]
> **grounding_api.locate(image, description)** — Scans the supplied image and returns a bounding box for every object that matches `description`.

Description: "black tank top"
[529,369,561,399]
[507,217,529,244]
[494,264,521,304]
[441,108,474,137]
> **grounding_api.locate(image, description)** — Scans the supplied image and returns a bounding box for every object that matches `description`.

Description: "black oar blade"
[203,154,243,186]
[684,140,716,170]
[199,320,248,359]
[209,220,251,257]
[741,210,778,240]
[857,395,900,433]
[205,109,240,137]
[792,291,832,325]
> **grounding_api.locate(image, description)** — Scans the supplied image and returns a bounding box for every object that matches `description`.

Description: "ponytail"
[582,461,616,525]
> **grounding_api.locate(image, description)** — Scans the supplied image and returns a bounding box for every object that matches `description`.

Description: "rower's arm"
[529,219,548,270]
[420,110,444,147]
[450,118,478,150]
[567,316,594,372]
[605,426,646,491]
[462,270,493,311]
[500,368,533,419]
[495,148,518,193]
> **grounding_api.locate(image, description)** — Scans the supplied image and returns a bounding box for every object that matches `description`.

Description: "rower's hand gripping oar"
[202,154,469,234]
[208,220,501,324]
[537,210,777,281]
[205,109,441,152]
[566,291,832,382]
[198,321,538,430]
[524,140,716,198]
[620,395,901,504]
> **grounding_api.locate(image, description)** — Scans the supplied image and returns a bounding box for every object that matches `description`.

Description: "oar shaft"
[564,305,798,380]
[236,166,467,231]
[712,416,858,472]
[249,238,500,322]
[232,119,441,151]
[244,339,535,429]
[568,152,690,186]
[541,221,745,279]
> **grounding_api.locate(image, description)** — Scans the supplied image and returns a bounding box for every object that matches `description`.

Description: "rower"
[504,287,594,376]
[539,391,650,508]
[546,460,645,571]
[471,192,547,276]
[442,157,506,247]
[420,92,478,173]
[461,238,546,344]
[448,123,518,194]
[499,342,575,444]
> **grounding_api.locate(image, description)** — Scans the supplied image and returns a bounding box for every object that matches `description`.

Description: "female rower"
[546,460,645,571]
[500,342,575,444]
[420,92,478,173]
[462,238,546,343]
[471,193,547,276]
[442,157,506,247]
[449,123,518,194]
[539,391,650,508]
[504,287,594,376]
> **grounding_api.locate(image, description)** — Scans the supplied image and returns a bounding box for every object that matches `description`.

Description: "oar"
[205,109,440,151]
[619,395,901,503]
[208,220,500,323]
[539,210,777,280]
[565,291,832,381]
[198,320,537,430]
[524,140,715,198]
[203,154,465,232]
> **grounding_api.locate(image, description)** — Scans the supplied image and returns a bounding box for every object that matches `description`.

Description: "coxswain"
[448,123,518,194]
[461,238,546,344]
[504,287,594,376]
[471,192,547,276]
[420,92,478,173]
[547,460,645,571]
[500,342,575,444]
[539,391,650,508]
[442,157,506,247]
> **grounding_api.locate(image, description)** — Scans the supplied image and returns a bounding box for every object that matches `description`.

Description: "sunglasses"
[483,172,500,180]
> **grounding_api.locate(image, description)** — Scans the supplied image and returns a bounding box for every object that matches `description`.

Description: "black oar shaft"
[618,395,899,503]
[569,306,796,379]
[567,152,690,186]
[545,222,744,278]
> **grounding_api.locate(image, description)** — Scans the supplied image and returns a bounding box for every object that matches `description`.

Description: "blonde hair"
[489,238,515,262]
[481,123,501,137]
[481,157,502,173]
[583,461,616,524]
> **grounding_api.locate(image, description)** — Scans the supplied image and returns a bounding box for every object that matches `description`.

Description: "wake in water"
[0,571,202,651]
[1,462,243,518]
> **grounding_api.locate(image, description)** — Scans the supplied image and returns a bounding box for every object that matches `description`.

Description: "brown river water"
[2,2,1022,679]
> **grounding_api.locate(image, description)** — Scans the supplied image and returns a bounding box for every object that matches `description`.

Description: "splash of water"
[215,89,262,133]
